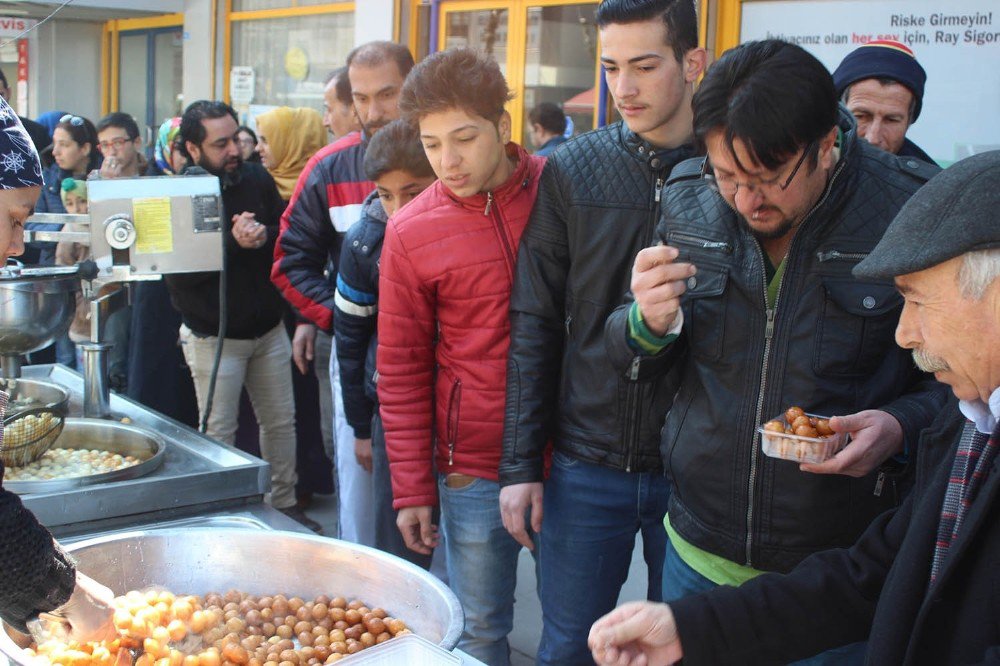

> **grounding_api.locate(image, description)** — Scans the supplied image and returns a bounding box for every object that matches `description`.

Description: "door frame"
[103,13,184,117]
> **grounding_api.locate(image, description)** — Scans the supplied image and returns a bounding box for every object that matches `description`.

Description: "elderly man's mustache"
[913,348,950,373]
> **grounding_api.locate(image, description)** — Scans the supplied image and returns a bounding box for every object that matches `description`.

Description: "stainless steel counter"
[17,364,271,537]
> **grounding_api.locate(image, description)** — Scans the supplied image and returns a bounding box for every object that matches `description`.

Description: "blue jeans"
[662,537,867,665]
[537,452,670,665]
[438,474,526,666]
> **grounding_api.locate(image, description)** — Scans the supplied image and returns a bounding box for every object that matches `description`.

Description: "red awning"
[563,87,594,114]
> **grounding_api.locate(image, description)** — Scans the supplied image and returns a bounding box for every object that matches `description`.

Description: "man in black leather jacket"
[604,40,947,663]
[499,1,707,662]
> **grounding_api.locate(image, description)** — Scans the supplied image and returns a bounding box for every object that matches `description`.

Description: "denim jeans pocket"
[552,450,580,469]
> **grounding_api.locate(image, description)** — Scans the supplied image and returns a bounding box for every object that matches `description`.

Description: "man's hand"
[232,212,267,249]
[292,323,317,374]
[397,506,438,555]
[631,245,696,337]
[499,482,543,550]
[354,438,373,473]
[57,572,116,644]
[98,157,123,180]
[800,409,904,477]
[589,601,683,666]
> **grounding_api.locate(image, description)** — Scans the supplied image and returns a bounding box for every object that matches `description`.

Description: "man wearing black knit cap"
[833,40,933,162]
[589,150,1000,665]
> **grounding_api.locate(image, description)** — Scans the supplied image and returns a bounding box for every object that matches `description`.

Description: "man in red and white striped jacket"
[271,41,414,546]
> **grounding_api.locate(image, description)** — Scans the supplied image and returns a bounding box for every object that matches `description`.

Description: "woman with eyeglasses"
[24,114,99,267]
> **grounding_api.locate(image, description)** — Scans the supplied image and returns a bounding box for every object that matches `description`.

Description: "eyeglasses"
[703,140,817,197]
[98,136,132,152]
[237,138,256,148]
[59,114,84,127]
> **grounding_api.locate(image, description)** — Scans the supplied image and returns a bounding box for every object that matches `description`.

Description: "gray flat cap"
[855,150,1000,280]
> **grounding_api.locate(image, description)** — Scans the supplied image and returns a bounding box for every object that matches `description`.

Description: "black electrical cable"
[182,166,227,435]
[200,233,226,435]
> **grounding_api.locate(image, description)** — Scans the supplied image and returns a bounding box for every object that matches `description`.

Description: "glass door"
[441,6,511,75]
[117,26,184,157]
[521,3,598,148]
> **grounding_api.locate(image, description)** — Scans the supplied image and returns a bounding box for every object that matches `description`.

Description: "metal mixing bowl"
[0,266,79,377]
[0,528,463,664]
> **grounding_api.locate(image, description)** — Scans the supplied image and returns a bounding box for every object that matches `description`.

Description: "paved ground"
[304,492,651,664]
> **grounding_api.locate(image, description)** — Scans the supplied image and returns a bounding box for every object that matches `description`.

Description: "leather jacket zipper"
[486,191,516,283]
[670,232,734,254]
[816,249,870,262]
[744,156,847,566]
[623,169,670,473]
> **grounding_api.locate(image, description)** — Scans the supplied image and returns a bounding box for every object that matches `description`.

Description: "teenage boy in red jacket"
[377,48,545,666]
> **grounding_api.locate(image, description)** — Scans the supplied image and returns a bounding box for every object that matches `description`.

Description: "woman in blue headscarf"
[148,116,186,176]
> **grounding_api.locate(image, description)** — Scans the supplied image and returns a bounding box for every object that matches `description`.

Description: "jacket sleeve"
[25,175,57,266]
[500,160,569,486]
[334,222,376,440]
[603,218,687,381]
[671,494,909,664]
[878,371,950,457]
[0,403,76,635]
[271,155,338,332]
[377,222,438,509]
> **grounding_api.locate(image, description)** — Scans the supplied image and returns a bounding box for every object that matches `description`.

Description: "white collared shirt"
[958,386,1000,435]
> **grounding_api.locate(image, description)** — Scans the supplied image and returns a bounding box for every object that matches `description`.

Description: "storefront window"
[522,4,598,147]
[230,12,354,108]
[443,9,510,76]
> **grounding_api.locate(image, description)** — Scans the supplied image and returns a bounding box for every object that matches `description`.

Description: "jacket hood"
[361,189,388,225]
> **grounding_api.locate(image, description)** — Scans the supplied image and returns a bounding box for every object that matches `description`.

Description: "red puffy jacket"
[378,143,544,509]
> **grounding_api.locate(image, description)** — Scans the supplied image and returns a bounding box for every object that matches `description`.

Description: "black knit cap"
[832,40,927,122]
[854,151,1000,281]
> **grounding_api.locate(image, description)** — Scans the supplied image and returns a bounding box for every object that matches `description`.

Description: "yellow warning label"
[133,197,173,255]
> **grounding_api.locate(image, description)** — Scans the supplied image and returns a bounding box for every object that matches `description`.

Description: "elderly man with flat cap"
[588,150,1000,666]
[833,40,933,163]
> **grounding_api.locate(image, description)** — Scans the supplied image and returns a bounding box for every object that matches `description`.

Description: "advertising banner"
[741,0,1000,163]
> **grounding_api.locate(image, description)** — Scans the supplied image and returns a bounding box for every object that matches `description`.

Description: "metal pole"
[429,0,441,55]
[597,65,609,127]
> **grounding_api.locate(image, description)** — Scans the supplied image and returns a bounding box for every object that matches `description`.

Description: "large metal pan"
[0,528,464,664]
